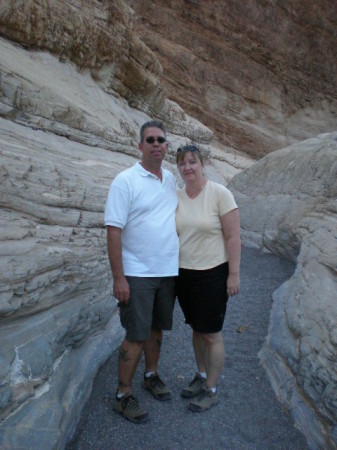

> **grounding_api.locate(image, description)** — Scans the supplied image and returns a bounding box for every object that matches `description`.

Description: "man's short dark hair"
[140,120,166,143]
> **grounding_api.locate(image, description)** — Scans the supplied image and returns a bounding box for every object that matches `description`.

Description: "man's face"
[139,127,168,166]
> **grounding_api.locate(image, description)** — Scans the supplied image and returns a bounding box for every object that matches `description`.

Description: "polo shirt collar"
[136,162,164,180]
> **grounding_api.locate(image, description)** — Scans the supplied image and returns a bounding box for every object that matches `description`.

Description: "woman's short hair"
[176,145,204,165]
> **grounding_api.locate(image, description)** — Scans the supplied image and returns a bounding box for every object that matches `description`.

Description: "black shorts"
[175,263,229,333]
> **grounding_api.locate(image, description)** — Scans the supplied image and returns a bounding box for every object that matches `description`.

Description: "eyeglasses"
[145,136,166,144]
[176,145,199,153]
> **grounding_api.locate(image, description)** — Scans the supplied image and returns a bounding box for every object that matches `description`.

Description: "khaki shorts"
[119,276,175,341]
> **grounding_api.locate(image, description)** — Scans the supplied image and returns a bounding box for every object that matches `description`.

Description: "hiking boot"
[113,393,148,423]
[143,373,171,401]
[188,388,219,412]
[181,373,206,398]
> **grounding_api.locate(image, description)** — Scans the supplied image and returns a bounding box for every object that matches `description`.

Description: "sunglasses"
[145,136,166,144]
[176,145,199,153]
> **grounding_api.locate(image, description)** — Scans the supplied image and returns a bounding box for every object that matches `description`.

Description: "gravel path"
[67,247,308,450]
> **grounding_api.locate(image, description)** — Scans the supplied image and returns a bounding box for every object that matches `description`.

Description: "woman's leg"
[201,331,225,389]
[180,330,207,398]
[192,330,207,373]
[187,331,225,411]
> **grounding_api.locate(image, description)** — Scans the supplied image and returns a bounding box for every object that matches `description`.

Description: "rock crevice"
[229,133,337,449]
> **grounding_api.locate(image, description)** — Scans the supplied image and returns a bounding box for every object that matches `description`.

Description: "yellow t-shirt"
[176,180,237,270]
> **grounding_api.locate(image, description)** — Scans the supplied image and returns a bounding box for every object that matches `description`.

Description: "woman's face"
[177,151,204,183]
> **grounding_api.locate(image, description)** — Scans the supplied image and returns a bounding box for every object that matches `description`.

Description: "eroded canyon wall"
[229,133,337,449]
[0,1,337,449]
[0,2,249,448]
[127,0,337,158]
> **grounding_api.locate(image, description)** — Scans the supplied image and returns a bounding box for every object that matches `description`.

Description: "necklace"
[186,179,207,199]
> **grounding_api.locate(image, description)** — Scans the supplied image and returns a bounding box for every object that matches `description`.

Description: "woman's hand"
[227,273,240,297]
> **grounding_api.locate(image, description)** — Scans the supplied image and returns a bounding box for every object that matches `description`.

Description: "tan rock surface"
[127,0,337,158]
[0,0,165,112]
[0,33,249,448]
[229,133,337,448]
[0,114,133,444]
[2,0,337,158]
[1,1,336,447]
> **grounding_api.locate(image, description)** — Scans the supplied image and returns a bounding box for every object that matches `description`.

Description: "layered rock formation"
[128,0,337,158]
[1,0,337,448]
[0,3,248,447]
[229,133,337,449]
[0,0,221,144]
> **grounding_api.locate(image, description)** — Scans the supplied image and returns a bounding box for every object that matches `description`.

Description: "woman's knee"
[201,332,222,346]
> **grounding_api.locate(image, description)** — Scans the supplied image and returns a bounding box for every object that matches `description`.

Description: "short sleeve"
[218,185,238,217]
[104,175,131,228]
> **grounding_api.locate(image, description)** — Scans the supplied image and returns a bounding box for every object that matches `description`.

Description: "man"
[104,120,179,423]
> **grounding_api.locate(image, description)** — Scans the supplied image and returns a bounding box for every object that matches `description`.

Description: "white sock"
[145,371,156,378]
[116,392,125,399]
[198,372,207,379]
[208,387,217,394]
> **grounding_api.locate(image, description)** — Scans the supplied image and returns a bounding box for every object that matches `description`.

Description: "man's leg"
[117,276,156,393]
[142,277,174,401]
[144,328,162,372]
[113,276,156,422]
[117,339,144,395]
[113,338,149,423]
[142,327,171,400]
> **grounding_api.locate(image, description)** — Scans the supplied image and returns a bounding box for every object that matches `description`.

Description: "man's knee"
[123,338,145,348]
[119,339,144,360]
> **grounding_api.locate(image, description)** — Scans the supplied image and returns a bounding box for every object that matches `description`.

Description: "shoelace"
[122,395,140,411]
[189,376,200,386]
[195,389,214,402]
[149,375,164,388]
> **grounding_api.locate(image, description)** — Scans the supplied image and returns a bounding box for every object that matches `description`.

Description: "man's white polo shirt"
[105,162,179,277]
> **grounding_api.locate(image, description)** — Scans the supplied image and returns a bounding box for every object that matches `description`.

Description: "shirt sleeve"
[104,175,131,228]
[218,185,238,217]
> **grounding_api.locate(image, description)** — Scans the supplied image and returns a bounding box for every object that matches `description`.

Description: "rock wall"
[1,0,337,159]
[0,0,235,145]
[229,133,337,449]
[1,1,336,448]
[0,0,165,114]
[0,7,249,448]
[127,0,337,158]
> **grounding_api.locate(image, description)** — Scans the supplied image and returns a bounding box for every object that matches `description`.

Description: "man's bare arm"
[107,226,130,304]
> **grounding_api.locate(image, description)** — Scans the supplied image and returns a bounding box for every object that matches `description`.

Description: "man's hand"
[113,275,130,304]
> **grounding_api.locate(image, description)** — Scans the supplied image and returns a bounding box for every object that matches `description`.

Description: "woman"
[175,145,241,412]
